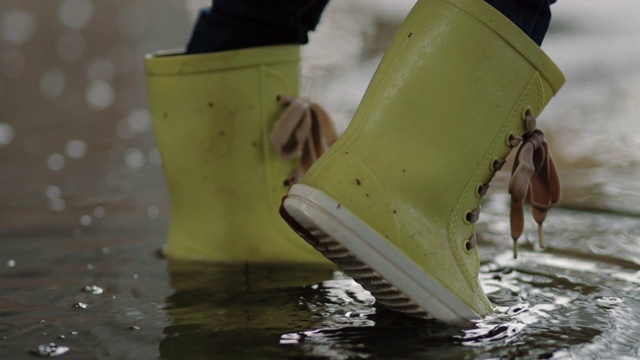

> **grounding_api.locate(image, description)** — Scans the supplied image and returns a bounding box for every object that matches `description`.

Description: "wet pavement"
[1,1,640,359]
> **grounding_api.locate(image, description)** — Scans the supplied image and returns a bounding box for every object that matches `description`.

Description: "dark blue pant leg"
[186,0,329,54]
[484,0,557,45]
[186,0,555,54]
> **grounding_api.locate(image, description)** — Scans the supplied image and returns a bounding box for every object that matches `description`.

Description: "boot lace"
[507,111,561,258]
[270,96,339,182]
[466,110,561,259]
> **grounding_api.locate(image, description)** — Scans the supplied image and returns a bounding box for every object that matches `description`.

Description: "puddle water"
[2,0,640,359]
[2,201,640,359]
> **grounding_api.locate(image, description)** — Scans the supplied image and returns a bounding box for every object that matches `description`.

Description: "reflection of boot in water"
[281,0,564,326]
[145,0,336,263]
[159,261,334,359]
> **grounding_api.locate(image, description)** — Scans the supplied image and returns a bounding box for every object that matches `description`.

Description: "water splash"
[30,343,70,357]
[73,302,88,309]
[82,285,103,295]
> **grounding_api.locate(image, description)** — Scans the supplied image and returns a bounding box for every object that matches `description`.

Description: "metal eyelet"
[492,158,506,172]
[507,132,523,148]
[477,183,490,197]
[464,208,480,224]
[464,232,478,252]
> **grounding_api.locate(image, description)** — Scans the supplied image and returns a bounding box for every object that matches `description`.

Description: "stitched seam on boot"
[449,73,544,307]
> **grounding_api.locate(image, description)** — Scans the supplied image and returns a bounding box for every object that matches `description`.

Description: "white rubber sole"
[281,184,480,326]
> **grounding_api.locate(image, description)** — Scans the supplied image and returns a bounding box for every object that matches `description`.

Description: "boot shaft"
[145,46,327,263]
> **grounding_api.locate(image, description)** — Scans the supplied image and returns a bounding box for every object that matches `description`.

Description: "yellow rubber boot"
[281,0,565,325]
[145,45,329,263]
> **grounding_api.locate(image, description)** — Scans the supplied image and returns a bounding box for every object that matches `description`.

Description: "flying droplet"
[41,68,66,99]
[58,0,94,30]
[79,215,91,226]
[64,139,87,159]
[1,10,36,44]
[0,123,14,147]
[147,206,159,218]
[124,148,145,169]
[86,81,114,110]
[45,185,61,199]
[47,153,65,171]
[94,207,105,218]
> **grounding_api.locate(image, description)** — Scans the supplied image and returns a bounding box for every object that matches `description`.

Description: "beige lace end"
[508,112,561,258]
[270,96,339,181]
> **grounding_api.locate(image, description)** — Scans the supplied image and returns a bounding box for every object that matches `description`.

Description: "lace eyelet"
[477,183,490,197]
[507,132,524,148]
[464,208,480,224]
[464,232,477,252]
[521,106,533,120]
[491,158,506,172]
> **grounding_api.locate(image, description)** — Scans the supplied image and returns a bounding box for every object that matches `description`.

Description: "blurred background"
[1,1,639,359]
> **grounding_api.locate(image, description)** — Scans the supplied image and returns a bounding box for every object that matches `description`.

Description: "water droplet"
[124,148,145,169]
[147,147,161,166]
[30,343,70,357]
[147,206,159,218]
[132,274,139,280]
[101,247,109,255]
[82,285,103,295]
[86,57,114,82]
[47,153,65,171]
[57,32,85,63]
[1,10,36,44]
[93,207,105,218]
[45,185,61,199]
[58,0,94,30]
[73,302,88,309]
[0,123,14,147]
[70,331,78,336]
[64,139,86,159]
[0,49,25,78]
[57,335,65,339]
[6,259,15,268]
[129,325,140,330]
[86,264,94,271]
[280,332,302,345]
[79,215,91,226]
[49,199,66,212]
[595,296,623,307]
[86,81,114,110]
[127,108,151,133]
[40,68,66,99]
